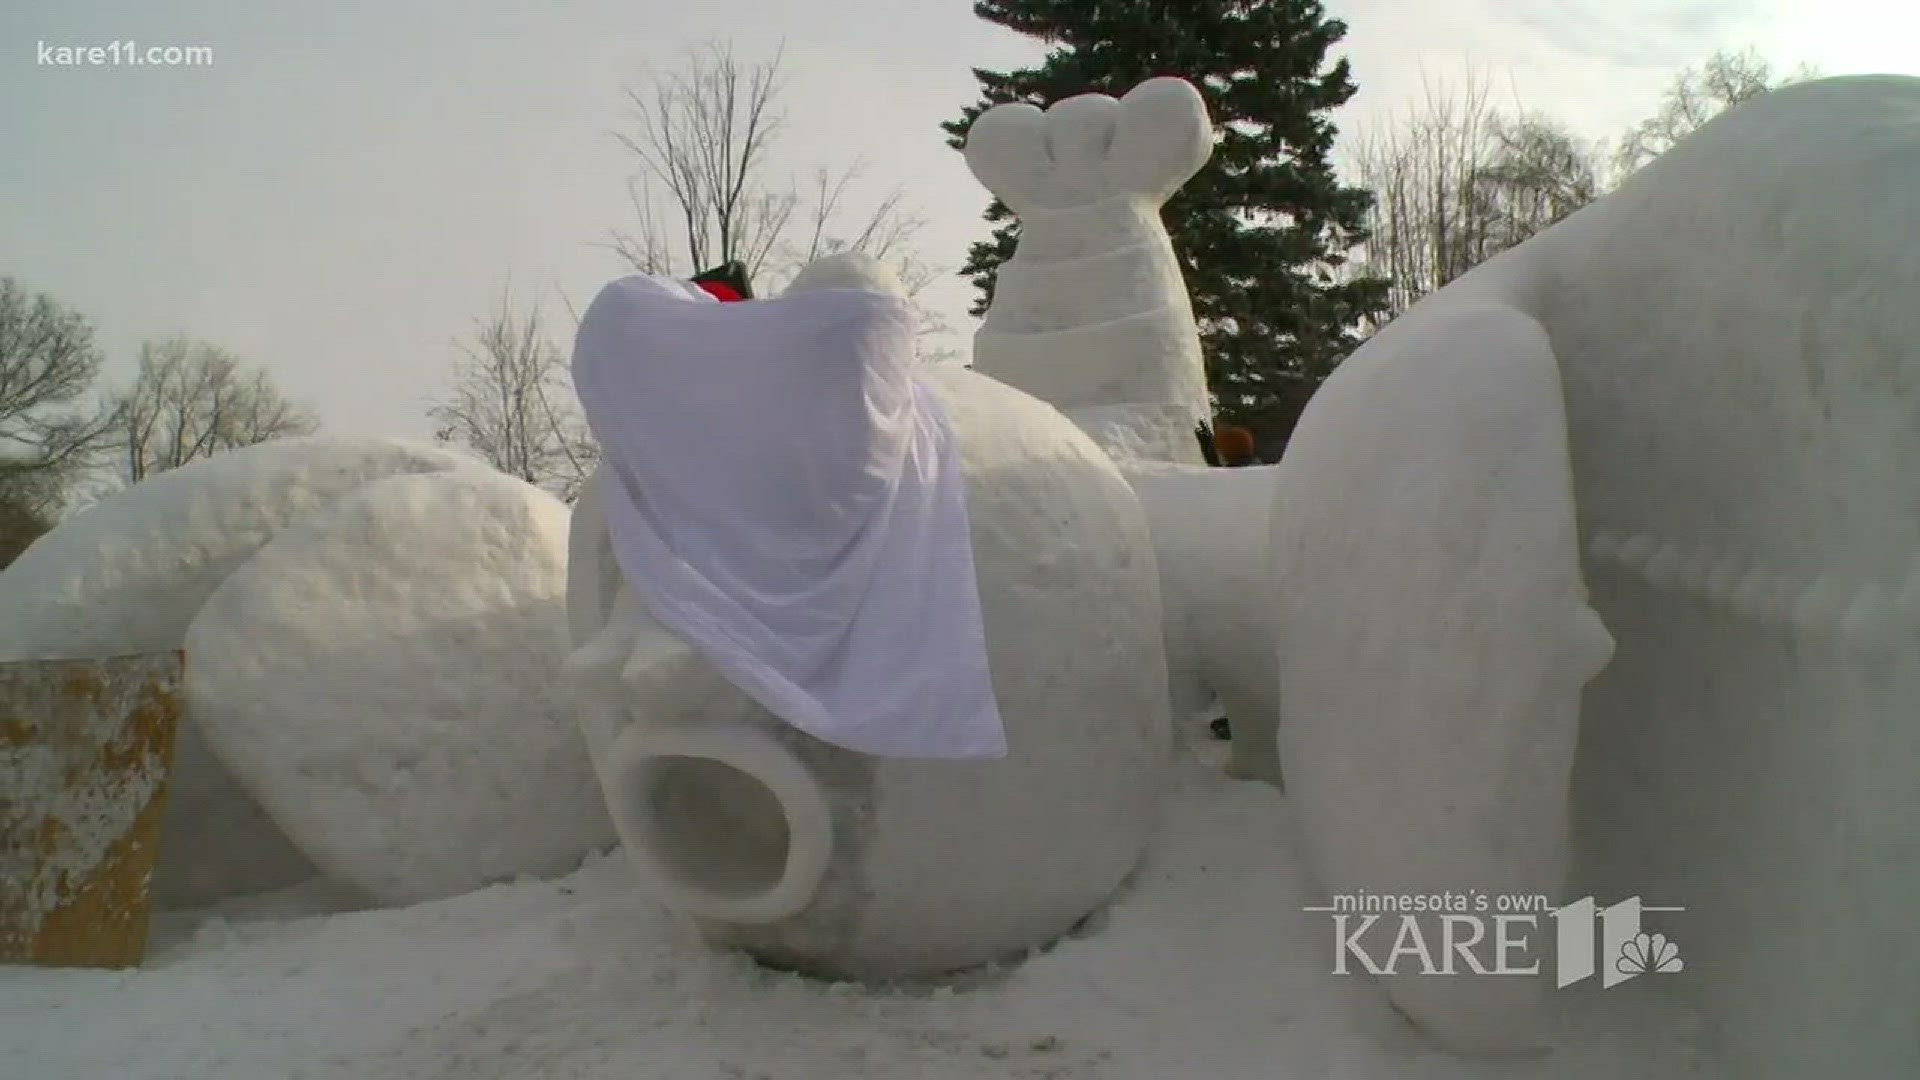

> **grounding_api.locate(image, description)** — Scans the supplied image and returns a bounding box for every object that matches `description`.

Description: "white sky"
[3,0,1915,440]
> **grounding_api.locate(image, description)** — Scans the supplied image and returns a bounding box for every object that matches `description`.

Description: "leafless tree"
[610,41,794,281]
[1615,48,1818,175]
[606,41,958,360]
[0,277,120,516]
[1350,77,1501,318]
[1475,113,1603,253]
[1350,75,1603,320]
[0,492,53,568]
[115,338,320,482]
[428,288,597,501]
[782,164,961,360]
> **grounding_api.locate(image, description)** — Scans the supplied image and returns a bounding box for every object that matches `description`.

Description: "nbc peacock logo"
[1551,896,1686,989]
[1618,931,1685,976]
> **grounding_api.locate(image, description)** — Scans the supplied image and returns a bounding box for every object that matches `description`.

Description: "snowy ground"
[2,747,1706,1080]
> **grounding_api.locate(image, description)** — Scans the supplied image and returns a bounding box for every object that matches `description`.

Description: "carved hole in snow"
[634,755,792,903]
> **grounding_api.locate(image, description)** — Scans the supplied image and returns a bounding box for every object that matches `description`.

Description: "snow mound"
[1526,76,1920,1080]
[0,437,525,906]
[183,468,613,904]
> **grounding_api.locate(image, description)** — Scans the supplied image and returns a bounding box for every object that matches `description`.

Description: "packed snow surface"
[0,764,1704,1080]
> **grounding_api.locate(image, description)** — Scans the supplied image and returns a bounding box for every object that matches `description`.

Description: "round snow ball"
[183,469,615,905]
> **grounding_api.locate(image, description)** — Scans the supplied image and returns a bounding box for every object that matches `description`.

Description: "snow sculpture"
[965,76,1214,465]
[0,438,478,660]
[564,254,1171,979]
[1271,76,1920,1074]
[184,469,613,903]
[1126,462,1283,779]
[1270,301,1612,1050]
[0,439,614,905]
[964,78,1287,780]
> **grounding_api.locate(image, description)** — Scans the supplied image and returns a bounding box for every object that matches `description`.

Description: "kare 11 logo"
[1306,890,1685,988]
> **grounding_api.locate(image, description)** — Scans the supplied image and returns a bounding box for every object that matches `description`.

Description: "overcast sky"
[4,0,1916,440]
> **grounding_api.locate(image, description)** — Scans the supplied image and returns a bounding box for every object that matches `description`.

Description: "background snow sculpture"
[565,256,1172,978]
[963,76,1285,781]
[1275,76,1920,1075]
[965,76,1214,465]
[0,438,614,906]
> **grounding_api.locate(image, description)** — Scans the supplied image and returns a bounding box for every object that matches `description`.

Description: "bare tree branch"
[603,40,961,362]
[1614,48,1816,175]
[113,338,319,482]
[427,286,598,501]
[1348,72,1603,322]
[0,277,121,515]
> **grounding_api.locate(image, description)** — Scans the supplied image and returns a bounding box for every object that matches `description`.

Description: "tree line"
[0,278,318,565]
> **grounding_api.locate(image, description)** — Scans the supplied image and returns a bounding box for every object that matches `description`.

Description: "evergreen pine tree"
[943,0,1387,454]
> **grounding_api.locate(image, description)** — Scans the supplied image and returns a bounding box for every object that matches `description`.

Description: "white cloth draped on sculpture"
[571,274,1007,759]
